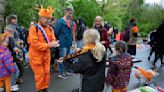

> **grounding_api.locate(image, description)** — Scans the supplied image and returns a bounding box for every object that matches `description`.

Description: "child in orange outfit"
[28,5,59,92]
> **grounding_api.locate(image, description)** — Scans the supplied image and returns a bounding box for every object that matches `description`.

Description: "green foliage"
[103,0,130,30]
[5,0,37,27]
[4,0,164,37]
[103,0,164,37]
[71,0,100,27]
[4,0,65,27]
[137,4,164,36]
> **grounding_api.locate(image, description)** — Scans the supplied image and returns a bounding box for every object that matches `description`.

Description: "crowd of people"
[0,5,163,92]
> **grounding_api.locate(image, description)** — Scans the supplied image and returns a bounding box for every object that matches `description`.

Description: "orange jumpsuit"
[28,23,56,91]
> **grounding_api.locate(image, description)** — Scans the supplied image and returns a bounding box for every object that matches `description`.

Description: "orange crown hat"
[0,32,10,42]
[35,5,54,18]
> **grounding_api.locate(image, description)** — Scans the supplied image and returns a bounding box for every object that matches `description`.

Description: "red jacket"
[101,28,110,48]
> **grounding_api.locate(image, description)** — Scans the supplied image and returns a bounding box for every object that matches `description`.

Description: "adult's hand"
[49,40,59,48]
[57,57,64,63]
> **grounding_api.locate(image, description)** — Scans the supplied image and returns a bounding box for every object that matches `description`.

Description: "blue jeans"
[77,40,83,48]
[58,47,70,75]
[11,63,20,86]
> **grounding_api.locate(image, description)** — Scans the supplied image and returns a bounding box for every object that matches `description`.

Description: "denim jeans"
[11,63,20,86]
[77,40,83,48]
[58,47,70,75]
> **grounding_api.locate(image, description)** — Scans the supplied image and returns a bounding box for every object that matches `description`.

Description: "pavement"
[18,44,164,92]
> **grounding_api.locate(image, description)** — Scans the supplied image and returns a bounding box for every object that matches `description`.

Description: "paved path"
[18,44,164,92]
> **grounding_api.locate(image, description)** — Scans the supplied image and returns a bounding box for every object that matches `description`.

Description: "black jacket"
[70,52,106,92]
[8,38,16,62]
[77,24,86,41]
[156,22,164,53]
[149,31,156,46]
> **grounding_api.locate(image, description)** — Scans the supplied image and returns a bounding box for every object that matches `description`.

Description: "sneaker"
[12,84,19,88]
[58,75,68,79]
[66,71,73,76]
[131,55,135,59]
[11,85,19,91]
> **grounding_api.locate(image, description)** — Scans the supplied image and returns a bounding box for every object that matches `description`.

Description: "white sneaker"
[11,85,19,91]
[58,75,68,79]
[66,72,73,76]
[131,55,135,59]
[0,88,4,92]
[13,84,19,88]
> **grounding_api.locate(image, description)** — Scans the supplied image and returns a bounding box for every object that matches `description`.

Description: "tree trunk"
[0,0,5,33]
[100,0,106,16]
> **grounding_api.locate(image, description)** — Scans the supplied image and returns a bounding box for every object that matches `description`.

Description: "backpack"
[25,25,53,51]
[122,27,131,42]
[25,26,38,51]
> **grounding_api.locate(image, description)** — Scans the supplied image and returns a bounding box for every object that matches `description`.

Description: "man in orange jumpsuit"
[28,6,59,92]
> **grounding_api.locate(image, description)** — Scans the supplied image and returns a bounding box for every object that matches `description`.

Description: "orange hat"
[36,5,54,18]
[0,32,10,42]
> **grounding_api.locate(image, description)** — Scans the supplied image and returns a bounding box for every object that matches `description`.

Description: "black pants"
[153,51,164,66]
[128,45,136,56]
[16,62,24,79]
[148,47,155,59]
[50,57,55,65]
[50,48,59,66]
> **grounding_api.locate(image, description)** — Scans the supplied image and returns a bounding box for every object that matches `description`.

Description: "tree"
[0,0,5,33]
[103,0,130,30]
[3,0,164,37]
[71,0,100,27]
[137,4,164,36]
[5,0,37,27]
[4,0,65,27]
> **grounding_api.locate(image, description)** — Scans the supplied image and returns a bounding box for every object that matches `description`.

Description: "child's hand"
[57,57,64,63]
[14,47,20,52]
[20,58,23,61]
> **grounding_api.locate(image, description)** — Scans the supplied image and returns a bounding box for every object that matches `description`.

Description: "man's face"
[95,19,102,27]
[11,19,17,24]
[65,11,73,20]
[40,17,48,27]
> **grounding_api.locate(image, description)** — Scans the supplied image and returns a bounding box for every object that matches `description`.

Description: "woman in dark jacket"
[76,17,86,48]
[59,29,106,92]
[94,16,110,50]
